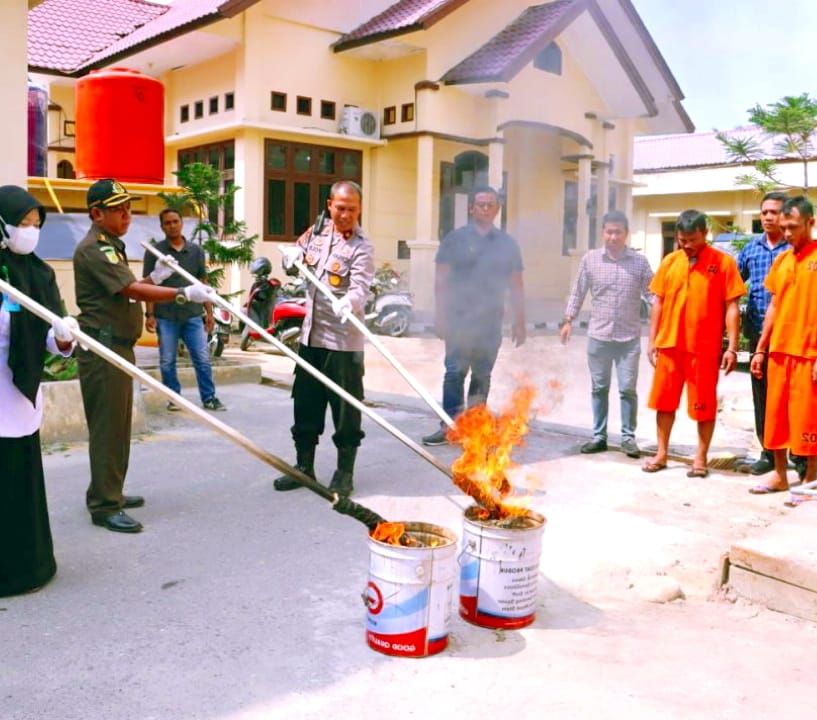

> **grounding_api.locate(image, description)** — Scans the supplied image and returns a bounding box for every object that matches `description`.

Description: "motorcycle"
[207,305,232,358]
[364,274,413,337]
[239,256,306,352]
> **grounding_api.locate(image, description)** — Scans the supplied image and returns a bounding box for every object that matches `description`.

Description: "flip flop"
[642,460,668,473]
[784,495,817,508]
[686,467,709,478]
[748,484,788,494]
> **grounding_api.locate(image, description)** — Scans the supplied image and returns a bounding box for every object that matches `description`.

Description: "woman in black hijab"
[0,185,75,596]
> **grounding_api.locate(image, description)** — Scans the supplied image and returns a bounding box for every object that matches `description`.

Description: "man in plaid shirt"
[561,211,653,458]
[736,191,797,477]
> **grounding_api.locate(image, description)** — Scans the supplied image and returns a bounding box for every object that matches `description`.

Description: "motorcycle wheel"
[275,319,302,352]
[212,335,225,358]
[239,326,253,351]
[378,307,411,337]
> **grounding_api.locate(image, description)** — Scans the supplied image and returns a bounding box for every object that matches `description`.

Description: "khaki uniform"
[73,227,142,517]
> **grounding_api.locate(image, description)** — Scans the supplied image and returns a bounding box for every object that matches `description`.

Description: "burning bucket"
[365,522,457,658]
[458,505,546,629]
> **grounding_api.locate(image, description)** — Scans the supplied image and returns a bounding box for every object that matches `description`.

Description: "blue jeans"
[442,337,501,419]
[157,316,216,403]
[587,336,640,442]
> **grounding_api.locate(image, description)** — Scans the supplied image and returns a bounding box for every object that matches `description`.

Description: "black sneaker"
[620,438,641,458]
[749,455,774,475]
[422,428,448,446]
[580,438,608,454]
[203,397,226,411]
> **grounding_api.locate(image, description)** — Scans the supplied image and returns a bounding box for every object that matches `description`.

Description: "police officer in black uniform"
[73,179,214,533]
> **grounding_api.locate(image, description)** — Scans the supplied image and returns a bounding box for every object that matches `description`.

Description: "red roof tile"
[28,0,259,76]
[333,0,466,52]
[441,0,581,84]
[28,0,168,75]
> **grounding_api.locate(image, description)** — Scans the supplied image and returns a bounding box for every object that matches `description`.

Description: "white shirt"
[0,305,70,438]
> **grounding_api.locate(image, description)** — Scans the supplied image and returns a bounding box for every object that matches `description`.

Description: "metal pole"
[281,248,454,428]
[140,242,453,479]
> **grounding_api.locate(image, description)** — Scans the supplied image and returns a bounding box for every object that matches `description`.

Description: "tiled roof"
[28,0,168,75]
[634,126,776,172]
[333,0,466,52]
[29,0,259,76]
[441,0,582,84]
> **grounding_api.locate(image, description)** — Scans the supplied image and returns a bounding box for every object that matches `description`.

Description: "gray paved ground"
[3,332,815,720]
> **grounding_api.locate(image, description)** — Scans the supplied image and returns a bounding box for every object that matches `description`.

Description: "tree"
[716,93,817,194]
[157,162,256,288]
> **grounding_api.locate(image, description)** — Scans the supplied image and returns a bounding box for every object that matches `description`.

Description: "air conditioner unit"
[339,105,379,138]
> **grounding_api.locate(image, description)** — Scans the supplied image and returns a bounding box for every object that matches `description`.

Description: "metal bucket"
[365,522,457,657]
[459,506,546,629]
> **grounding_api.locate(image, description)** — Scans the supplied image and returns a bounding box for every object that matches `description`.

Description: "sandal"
[642,460,668,473]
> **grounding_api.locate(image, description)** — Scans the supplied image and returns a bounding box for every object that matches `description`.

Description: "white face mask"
[4,224,40,255]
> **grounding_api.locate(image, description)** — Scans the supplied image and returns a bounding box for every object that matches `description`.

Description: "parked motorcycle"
[207,305,232,358]
[364,274,413,337]
[239,256,306,352]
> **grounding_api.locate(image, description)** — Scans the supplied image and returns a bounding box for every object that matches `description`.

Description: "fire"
[371,522,418,546]
[448,384,546,519]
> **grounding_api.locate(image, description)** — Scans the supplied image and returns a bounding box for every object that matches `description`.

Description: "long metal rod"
[140,242,453,479]
[282,248,454,428]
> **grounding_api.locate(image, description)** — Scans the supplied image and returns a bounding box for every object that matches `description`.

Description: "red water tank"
[75,67,164,184]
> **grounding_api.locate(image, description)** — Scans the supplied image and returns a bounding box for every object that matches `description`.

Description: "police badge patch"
[100,246,119,264]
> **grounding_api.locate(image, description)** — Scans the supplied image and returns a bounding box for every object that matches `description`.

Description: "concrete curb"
[40,360,262,444]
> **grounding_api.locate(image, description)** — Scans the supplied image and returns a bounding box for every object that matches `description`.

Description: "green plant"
[157,162,256,289]
[717,93,817,194]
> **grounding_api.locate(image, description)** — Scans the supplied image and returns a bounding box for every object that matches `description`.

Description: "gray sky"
[634,0,817,132]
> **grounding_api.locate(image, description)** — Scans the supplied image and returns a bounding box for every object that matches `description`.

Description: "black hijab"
[0,186,63,406]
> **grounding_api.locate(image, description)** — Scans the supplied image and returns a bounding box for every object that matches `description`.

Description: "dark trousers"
[78,343,134,516]
[291,345,364,449]
[442,331,501,419]
[747,331,769,452]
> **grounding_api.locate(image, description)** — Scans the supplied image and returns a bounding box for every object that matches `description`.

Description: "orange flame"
[448,383,549,519]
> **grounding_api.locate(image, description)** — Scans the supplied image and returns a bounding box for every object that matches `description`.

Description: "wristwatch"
[174,288,187,305]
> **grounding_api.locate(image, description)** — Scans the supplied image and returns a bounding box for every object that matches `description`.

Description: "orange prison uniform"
[647,245,746,421]
[763,242,817,455]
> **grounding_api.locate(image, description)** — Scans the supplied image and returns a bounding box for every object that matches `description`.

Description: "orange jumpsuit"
[763,241,817,455]
[648,245,746,421]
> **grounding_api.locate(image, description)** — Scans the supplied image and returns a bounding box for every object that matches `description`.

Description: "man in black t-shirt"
[422,186,526,446]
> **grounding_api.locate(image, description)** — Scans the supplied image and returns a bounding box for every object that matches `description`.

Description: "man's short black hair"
[159,207,183,224]
[761,191,789,206]
[468,185,500,206]
[781,195,814,219]
[329,180,362,201]
[601,210,629,231]
[675,209,708,233]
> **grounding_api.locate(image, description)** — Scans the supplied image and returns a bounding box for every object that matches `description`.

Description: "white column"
[408,135,437,316]
[0,1,29,185]
[576,156,592,253]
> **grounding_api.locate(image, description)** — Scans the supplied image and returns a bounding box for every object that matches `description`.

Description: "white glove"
[183,283,216,304]
[52,315,79,343]
[149,256,175,285]
[281,245,304,271]
[331,295,353,322]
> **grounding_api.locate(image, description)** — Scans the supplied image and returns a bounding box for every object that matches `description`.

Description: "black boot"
[329,446,356,497]
[274,445,315,491]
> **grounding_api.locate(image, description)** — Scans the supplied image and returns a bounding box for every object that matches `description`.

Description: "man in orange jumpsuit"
[642,210,746,477]
[749,195,817,505]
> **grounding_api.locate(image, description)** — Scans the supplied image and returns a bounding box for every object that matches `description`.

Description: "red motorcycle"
[239,257,306,352]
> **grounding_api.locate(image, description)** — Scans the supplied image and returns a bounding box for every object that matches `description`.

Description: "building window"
[209,96,219,115]
[194,101,204,119]
[320,100,336,120]
[401,103,414,122]
[296,96,312,116]
[383,106,396,125]
[225,92,235,111]
[57,159,75,179]
[178,140,236,230]
[534,42,562,75]
[397,240,411,260]
[562,179,617,255]
[271,91,287,112]
[263,139,362,241]
[180,105,190,123]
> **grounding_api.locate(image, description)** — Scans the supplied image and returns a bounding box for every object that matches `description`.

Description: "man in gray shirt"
[560,211,653,458]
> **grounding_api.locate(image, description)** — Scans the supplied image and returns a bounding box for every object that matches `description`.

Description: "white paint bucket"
[459,506,546,629]
[365,522,457,657]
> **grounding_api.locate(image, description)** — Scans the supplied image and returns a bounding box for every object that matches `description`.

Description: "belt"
[80,326,136,348]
